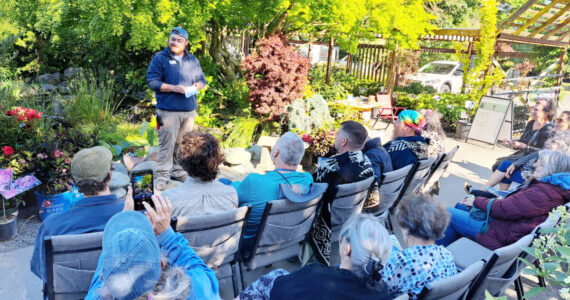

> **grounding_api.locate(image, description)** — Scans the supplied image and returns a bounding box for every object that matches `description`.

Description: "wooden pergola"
[423,0,570,98]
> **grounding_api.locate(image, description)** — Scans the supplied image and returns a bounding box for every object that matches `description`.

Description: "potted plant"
[0,196,21,240]
[300,127,336,169]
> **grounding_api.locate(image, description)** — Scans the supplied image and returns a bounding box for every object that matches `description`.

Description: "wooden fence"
[347,44,393,83]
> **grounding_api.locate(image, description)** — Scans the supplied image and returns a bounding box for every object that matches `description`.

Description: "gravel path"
[0,205,42,253]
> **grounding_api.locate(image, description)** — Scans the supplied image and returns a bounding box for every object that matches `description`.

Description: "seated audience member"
[384,110,429,170]
[484,129,570,191]
[383,194,457,299]
[362,136,393,211]
[85,195,220,300]
[439,150,570,249]
[238,214,393,300]
[163,132,238,216]
[420,109,446,157]
[492,99,555,171]
[30,146,125,283]
[309,121,374,265]
[231,132,313,252]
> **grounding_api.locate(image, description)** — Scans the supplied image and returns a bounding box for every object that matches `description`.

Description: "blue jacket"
[146,47,207,112]
[363,137,393,184]
[30,194,124,282]
[540,172,570,190]
[383,136,429,170]
[85,228,221,300]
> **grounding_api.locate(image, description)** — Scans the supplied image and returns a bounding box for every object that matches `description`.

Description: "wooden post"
[554,48,567,106]
[307,43,312,64]
[387,44,399,96]
[325,37,334,85]
[346,53,352,74]
[462,41,474,94]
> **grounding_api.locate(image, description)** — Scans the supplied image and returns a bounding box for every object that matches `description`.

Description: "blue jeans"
[436,204,485,246]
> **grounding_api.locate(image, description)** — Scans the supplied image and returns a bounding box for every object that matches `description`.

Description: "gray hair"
[536,150,570,178]
[273,132,305,166]
[545,131,570,155]
[101,256,191,300]
[396,194,450,241]
[339,214,391,290]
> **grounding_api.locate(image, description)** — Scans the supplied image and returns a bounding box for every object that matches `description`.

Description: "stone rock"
[38,72,62,84]
[131,161,157,173]
[40,84,57,94]
[110,187,127,201]
[144,147,160,162]
[112,163,128,175]
[19,86,38,97]
[229,162,255,174]
[109,172,130,190]
[57,82,70,94]
[256,136,279,148]
[259,147,272,166]
[225,148,252,165]
[64,67,82,78]
[247,145,262,164]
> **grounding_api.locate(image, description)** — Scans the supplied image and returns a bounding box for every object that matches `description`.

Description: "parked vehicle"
[409,60,464,93]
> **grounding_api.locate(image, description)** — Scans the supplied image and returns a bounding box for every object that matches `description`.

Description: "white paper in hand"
[185,86,198,98]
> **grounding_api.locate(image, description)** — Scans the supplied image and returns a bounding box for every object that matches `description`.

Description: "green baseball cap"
[71,146,113,183]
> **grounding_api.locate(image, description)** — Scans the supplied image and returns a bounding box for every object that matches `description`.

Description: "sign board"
[466,96,513,146]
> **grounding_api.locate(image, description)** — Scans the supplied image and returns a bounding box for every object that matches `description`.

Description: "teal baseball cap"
[170,27,188,40]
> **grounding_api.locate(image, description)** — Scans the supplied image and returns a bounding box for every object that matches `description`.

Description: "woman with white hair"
[382,194,457,299]
[237,214,393,300]
[439,150,570,250]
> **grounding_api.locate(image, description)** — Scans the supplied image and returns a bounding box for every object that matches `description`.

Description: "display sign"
[466,96,513,145]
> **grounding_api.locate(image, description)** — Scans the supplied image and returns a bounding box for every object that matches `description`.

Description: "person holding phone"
[147,27,207,191]
[30,146,127,285]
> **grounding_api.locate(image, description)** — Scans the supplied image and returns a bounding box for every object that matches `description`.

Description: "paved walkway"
[0,135,562,299]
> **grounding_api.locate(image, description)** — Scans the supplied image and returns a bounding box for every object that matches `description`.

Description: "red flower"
[301,133,313,143]
[2,146,14,157]
[53,149,64,158]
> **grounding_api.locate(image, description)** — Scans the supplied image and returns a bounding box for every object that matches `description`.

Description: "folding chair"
[171,206,252,297]
[372,93,406,129]
[240,191,324,284]
[44,232,103,300]
[422,146,459,194]
[330,176,376,242]
[417,260,485,300]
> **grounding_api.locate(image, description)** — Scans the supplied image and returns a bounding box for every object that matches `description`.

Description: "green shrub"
[394,82,437,94]
[286,94,333,133]
[221,117,260,148]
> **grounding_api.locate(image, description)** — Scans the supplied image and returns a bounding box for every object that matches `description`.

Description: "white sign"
[467,96,512,145]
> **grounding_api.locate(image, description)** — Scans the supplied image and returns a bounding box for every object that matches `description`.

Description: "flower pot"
[0,210,18,241]
[37,189,83,221]
[455,121,472,140]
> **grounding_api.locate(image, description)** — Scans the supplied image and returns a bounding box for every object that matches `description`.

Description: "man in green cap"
[30,146,127,286]
[147,27,207,190]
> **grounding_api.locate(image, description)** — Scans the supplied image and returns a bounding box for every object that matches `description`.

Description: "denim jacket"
[146,47,207,112]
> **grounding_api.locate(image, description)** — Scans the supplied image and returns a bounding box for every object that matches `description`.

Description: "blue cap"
[99,211,161,300]
[170,27,188,40]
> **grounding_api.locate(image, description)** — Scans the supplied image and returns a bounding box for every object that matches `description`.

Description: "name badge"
[169,60,177,65]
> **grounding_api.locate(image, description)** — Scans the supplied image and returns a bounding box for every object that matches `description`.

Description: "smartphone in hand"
[131,170,154,211]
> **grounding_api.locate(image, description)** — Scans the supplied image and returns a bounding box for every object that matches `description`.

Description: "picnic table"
[330,96,383,120]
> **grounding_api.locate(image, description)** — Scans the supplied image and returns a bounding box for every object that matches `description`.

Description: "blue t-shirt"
[231,171,313,240]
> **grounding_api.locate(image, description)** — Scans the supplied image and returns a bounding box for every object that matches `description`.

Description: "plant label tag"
[169,60,177,65]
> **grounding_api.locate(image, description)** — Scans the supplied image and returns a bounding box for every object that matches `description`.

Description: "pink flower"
[61,168,67,173]
[64,158,71,164]
[53,149,63,158]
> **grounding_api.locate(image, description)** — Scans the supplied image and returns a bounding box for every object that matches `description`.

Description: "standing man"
[147,27,207,190]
